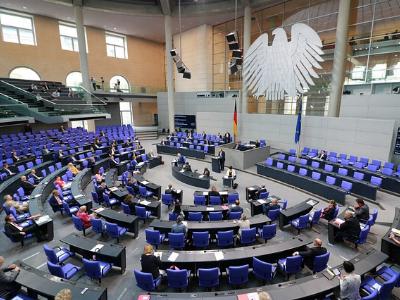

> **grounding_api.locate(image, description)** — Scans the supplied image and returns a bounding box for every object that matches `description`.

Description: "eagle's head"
[271,27,287,42]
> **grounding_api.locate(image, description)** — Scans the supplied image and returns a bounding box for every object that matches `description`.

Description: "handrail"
[0,80,56,106]
[75,85,107,105]
[0,92,29,106]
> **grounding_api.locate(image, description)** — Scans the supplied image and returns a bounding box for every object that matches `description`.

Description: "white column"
[328,0,351,117]
[164,15,175,132]
[241,3,251,115]
[73,3,91,92]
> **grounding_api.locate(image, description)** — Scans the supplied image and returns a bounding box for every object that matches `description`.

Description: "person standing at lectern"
[218,149,225,171]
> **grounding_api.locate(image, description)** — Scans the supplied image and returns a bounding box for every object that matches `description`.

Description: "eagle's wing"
[289,23,324,94]
[243,33,269,98]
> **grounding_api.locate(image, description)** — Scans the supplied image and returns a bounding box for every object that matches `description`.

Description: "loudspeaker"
[230,62,238,74]
[170,49,177,57]
[177,65,186,73]
[183,72,191,79]
[232,49,242,58]
[226,32,238,43]
[228,42,239,50]
[234,58,243,65]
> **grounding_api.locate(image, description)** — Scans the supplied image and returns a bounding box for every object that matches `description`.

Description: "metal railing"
[90,83,166,95]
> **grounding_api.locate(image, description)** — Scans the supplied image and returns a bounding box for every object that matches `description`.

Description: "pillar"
[164,15,175,132]
[328,0,351,117]
[241,3,251,115]
[73,1,91,92]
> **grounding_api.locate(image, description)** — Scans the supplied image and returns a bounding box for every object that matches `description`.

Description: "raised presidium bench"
[15,261,107,300]
[92,207,139,238]
[149,214,270,236]
[61,233,126,274]
[257,162,347,205]
[156,144,206,159]
[285,153,400,195]
[274,155,378,200]
[381,207,400,264]
[171,165,210,189]
[145,249,387,300]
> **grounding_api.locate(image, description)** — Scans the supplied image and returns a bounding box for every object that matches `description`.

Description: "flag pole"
[295,94,303,158]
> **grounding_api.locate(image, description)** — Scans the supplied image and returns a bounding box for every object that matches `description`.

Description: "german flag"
[233,100,238,139]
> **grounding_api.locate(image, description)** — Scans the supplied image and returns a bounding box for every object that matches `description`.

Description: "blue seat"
[47,261,80,280]
[259,224,276,243]
[267,208,280,221]
[82,258,112,283]
[278,255,303,280]
[309,209,322,227]
[288,156,296,163]
[72,215,89,236]
[360,287,378,300]
[167,269,191,289]
[145,229,165,249]
[240,227,256,245]
[277,162,284,169]
[311,172,321,180]
[370,176,382,187]
[194,195,206,205]
[299,168,307,176]
[139,185,153,199]
[135,206,151,222]
[227,265,248,286]
[338,168,348,176]
[253,257,277,282]
[208,211,223,221]
[367,164,378,172]
[370,208,378,226]
[287,165,295,172]
[361,266,400,299]
[311,161,320,168]
[324,164,333,172]
[381,168,393,176]
[341,180,353,192]
[91,191,101,204]
[198,267,220,288]
[216,230,234,247]
[291,213,310,234]
[105,221,127,243]
[280,199,288,210]
[126,186,136,196]
[228,211,242,220]
[103,193,120,208]
[265,158,273,166]
[121,203,132,215]
[162,193,173,206]
[325,176,336,185]
[169,233,185,249]
[355,225,370,248]
[258,191,269,199]
[192,231,210,248]
[209,196,221,205]
[383,162,394,169]
[134,270,161,291]
[188,212,202,221]
[91,218,104,236]
[62,201,79,216]
[313,252,330,273]
[169,212,178,221]
[44,244,73,264]
[227,193,239,204]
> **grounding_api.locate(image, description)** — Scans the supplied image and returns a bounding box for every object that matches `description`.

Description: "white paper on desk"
[245,292,260,300]
[95,207,105,212]
[140,200,150,205]
[372,283,381,291]
[74,194,83,198]
[219,191,228,196]
[202,192,208,196]
[90,244,104,252]
[182,221,188,227]
[391,228,400,236]
[176,190,182,193]
[199,175,204,178]
[142,180,149,185]
[206,207,215,211]
[34,194,41,198]
[109,187,118,192]
[168,252,179,262]
[306,199,317,206]
[63,183,72,189]
[180,170,185,173]
[154,252,162,259]
[257,199,266,204]
[214,251,224,261]
[36,215,51,224]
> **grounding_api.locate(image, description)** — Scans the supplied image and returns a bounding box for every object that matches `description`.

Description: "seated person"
[252,140,260,148]
[230,200,243,213]
[127,177,139,193]
[109,155,119,167]
[255,185,267,200]
[42,145,50,155]
[263,198,281,215]
[182,162,192,172]
[165,184,179,200]
[94,172,104,184]
[353,198,369,223]
[48,189,63,211]
[96,182,109,202]
[318,150,327,160]
[54,176,65,189]
[293,238,327,269]
[176,153,186,165]
[203,168,210,177]
[20,176,36,195]
[2,163,15,176]
[3,194,29,213]
[87,157,96,171]
[0,256,21,298]
[76,206,93,229]
[209,185,220,197]
[148,150,159,158]
[11,150,20,162]
[235,214,250,238]
[57,150,64,162]
[123,194,135,206]
[334,211,361,243]
[226,166,236,178]
[4,215,42,242]
[172,199,182,216]
[171,216,187,235]
[141,244,162,279]
[321,200,337,221]
[389,232,400,245]
[28,169,42,184]
[67,162,79,176]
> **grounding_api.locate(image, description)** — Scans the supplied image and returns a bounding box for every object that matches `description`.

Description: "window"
[351,66,366,80]
[0,11,35,45]
[70,120,88,130]
[106,32,127,59]
[65,71,82,87]
[120,102,133,125]
[9,67,40,80]
[59,23,79,52]
[110,75,129,92]
[371,63,387,80]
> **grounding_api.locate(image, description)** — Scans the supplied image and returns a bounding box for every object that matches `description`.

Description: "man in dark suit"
[353,199,370,223]
[334,211,361,243]
[263,198,281,215]
[20,176,36,195]
[0,256,21,298]
[96,182,109,203]
[4,215,42,242]
[229,200,243,213]
[293,238,327,269]
[218,149,225,171]
[2,163,15,176]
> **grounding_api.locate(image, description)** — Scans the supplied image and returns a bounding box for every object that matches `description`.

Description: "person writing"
[334,211,361,243]
[2,163,15,176]
[141,244,162,279]
[321,200,337,221]
[171,216,187,236]
[318,150,327,160]
[28,169,42,184]
[353,199,370,223]
[0,256,21,298]
[339,261,361,300]
[293,238,327,269]
[235,214,250,238]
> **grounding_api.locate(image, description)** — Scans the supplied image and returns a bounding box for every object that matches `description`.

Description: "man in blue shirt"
[229,200,243,213]
[171,216,187,236]
[263,198,281,215]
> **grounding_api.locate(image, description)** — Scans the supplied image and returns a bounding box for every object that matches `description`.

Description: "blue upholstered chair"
[253,257,277,282]
[240,228,257,245]
[188,212,202,221]
[309,209,322,227]
[82,258,112,283]
[209,211,223,221]
[216,230,234,248]
[139,185,153,199]
[198,267,220,288]
[135,206,151,222]
[290,214,310,234]
[44,244,73,264]
[169,233,185,250]
[91,218,104,236]
[192,231,210,248]
[209,196,221,205]
[227,265,249,287]
[355,225,370,248]
[167,269,191,290]
[145,229,165,249]
[259,224,276,243]
[278,255,303,280]
[194,195,206,205]
[267,209,280,221]
[228,211,242,220]
[312,252,330,273]
[162,193,173,206]
[134,270,161,291]
[72,215,90,236]
[103,193,120,209]
[121,203,132,215]
[105,221,127,243]
[47,261,80,280]
[341,180,353,193]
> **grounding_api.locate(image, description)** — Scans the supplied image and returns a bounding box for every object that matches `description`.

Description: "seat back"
[209,211,223,221]
[217,230,233,247]
[353,171,364,180]
[134,270,157,291]
[43,244,58,264]
[338,168,348,176]
[311,161,320,168]
[139,185,147,197]
[381,168,393,176]
[91,191,99,203]
[354,162,364,169]
[241,227,256,244]
[193,231,209,248]
[253,257,274,281]
[367,164,378,172]
[227,193,238,204]
[194,195,206,205]
[371,160,381,167]
[91,218,104,234]
[288,156,296,163]
[297,214,310,229]
[341,180,353,192]
[82,258,102,279]
[261,224,277,240]
[356,225,370,245]
[188,212,202,221]
[209,196,221,205]
[383,162,394,169]
[281,199,288,210]
[325,176,336,185]
[258,191,269,199]
[313,252,330,273]
[379,268,400,299]
[198,267,219,287]
[324,164,333,172]
[105,222,120,237]
[265,158,273,166]
[162,194,173,206]
[299,168,307,176]
[300,159,307,165]
[287,165,295,172]
[167,269,189,289]
[169,233,185,249]
[228,265,249,285]
[47,261,64,278]
[135,206,149,218]
[229,211,242,220]
[276,162,284,169]
[311,209,322,225]
[121,203,131,215]
[370,176,382,187]
[285,256,303,274]
[312,172,321,180]
[267,209,280,221]
[72,215,84,231]
[371,208,378,225]
[145,229,162,246]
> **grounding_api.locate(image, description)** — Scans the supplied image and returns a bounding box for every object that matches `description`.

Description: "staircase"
[135,126,158,140]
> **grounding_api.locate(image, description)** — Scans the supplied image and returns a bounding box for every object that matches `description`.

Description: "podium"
[211,156,221,173]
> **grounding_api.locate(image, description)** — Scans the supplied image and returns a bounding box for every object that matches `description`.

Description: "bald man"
[293,238,327,269]
[0,256,21,297]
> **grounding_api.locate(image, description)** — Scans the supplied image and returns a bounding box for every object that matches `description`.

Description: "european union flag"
[295,98,302,144]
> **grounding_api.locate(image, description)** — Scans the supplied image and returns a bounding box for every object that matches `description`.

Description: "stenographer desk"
[15,262,107,300]
[181,204,229,219]
[257,162,346,205]
[171,165,210,189]
[216,143,270,170]
[61,233,126,273]
[156,144,206,159]
[279,199,319,230]
[381,207,400,264]
[249,195,281,216]
[93,207,139,238]
[193,190,236,205]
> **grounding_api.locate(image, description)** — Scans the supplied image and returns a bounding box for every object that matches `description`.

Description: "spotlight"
[232,49,242,58]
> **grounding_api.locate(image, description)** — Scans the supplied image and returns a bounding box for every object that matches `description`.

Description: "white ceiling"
[0,0,280,42]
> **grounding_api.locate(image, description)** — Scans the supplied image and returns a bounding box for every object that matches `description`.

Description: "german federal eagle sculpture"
[243,23,324,100]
